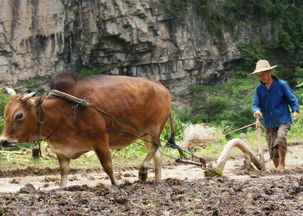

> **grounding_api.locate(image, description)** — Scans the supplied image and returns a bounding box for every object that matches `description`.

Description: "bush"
[278,31,295,54]
[0,90,9,131]
[294,67,303,88]
[179,75,259,131]
[288,105,303,141]
[162,0,188,16]
[80,68,102,76]
[238,43,265,71]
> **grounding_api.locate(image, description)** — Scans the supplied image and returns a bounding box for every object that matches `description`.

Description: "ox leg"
[57,154,70,188]
[94,142,117,186]
[153,148,162,183]
[139,136,160,182]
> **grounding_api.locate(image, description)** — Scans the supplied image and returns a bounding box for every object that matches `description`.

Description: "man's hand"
[293,111,299,121]
[254,110,263,118]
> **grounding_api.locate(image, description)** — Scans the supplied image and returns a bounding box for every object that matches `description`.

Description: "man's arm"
[281,81,300,120]
[252,87,262,118]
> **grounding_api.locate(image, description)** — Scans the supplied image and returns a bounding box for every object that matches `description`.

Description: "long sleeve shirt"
[252,76,300,128]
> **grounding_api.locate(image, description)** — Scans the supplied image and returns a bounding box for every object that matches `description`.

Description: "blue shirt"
[252,76,300,128]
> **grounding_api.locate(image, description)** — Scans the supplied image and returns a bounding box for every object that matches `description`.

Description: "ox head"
[0,92,40,147]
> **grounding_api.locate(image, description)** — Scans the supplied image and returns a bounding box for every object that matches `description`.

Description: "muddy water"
[0,146,303,215]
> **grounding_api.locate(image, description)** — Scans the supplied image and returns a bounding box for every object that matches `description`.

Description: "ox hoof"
[139,172,148,182]
[111,180,121,187]
[276,165,285,172]
[154,179,162,185]
[109,185,120,192]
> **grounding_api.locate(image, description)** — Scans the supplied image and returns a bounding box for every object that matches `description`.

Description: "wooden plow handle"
[256,117,266,170]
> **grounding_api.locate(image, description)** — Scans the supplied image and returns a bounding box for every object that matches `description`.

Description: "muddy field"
[1,146,303,215]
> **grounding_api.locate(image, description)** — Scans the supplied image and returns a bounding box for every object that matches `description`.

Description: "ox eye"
[14,112,23,121]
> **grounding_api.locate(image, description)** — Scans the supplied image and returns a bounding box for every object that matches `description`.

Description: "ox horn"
[4,87,16,96]
[21,92,37,102]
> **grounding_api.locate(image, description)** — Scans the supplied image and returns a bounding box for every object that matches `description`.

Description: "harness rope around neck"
[32,95,47,158]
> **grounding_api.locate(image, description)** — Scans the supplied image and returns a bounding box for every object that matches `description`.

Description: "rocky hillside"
[0,0,297,99]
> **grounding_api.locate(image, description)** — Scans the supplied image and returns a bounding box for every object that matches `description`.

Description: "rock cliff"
[0,0,279,99]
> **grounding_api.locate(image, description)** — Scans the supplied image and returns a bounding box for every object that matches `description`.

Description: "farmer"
[251,59,300,171]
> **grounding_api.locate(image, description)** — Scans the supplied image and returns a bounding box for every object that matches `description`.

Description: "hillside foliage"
[165,0,303,129]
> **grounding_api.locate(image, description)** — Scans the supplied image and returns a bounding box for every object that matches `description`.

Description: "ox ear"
[21,92,37,102]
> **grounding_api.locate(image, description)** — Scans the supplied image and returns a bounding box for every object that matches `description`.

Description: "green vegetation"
[0,90,9,131]
[178,72,303,138]
[112,143,146,159]
[161,0,187,15]
[288,105,303,141]
[295,68,303,90]
[16,76,49,95]
[80,65,119,76]
[80,67,102,76]
[181,76,258,130]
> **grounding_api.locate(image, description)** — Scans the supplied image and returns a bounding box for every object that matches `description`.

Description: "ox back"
[50,72,172,150]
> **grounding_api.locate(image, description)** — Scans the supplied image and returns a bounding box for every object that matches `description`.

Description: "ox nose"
[0,138,12,147]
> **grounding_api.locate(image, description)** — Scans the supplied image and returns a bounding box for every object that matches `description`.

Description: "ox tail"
[165,111,184,158]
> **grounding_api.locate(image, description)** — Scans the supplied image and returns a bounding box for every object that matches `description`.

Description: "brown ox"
[0,72,175,188]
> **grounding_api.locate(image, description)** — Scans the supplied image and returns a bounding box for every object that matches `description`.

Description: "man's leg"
[277,145,287,171]
[274,124,291,171]
[266,127,279,167]
[272,147,279,168]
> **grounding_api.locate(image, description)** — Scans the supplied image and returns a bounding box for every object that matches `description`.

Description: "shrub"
[0,90,9,131]
[80,68,102,76]
[278,31,295,54]
[179,75,259,131]
[288,106,303,141]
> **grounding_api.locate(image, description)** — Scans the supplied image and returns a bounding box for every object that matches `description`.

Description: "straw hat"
[251,60,277,74]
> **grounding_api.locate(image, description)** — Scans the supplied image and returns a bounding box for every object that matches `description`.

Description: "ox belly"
[47,140,91,159]
[108,130,145,150]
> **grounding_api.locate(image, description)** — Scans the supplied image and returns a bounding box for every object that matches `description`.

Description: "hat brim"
[251,65,277,74]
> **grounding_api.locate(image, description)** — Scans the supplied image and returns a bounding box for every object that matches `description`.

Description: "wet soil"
[1,146,303,215]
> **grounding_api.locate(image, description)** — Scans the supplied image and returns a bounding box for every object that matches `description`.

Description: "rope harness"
[32,95,47,157]
[5,90,263,167]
